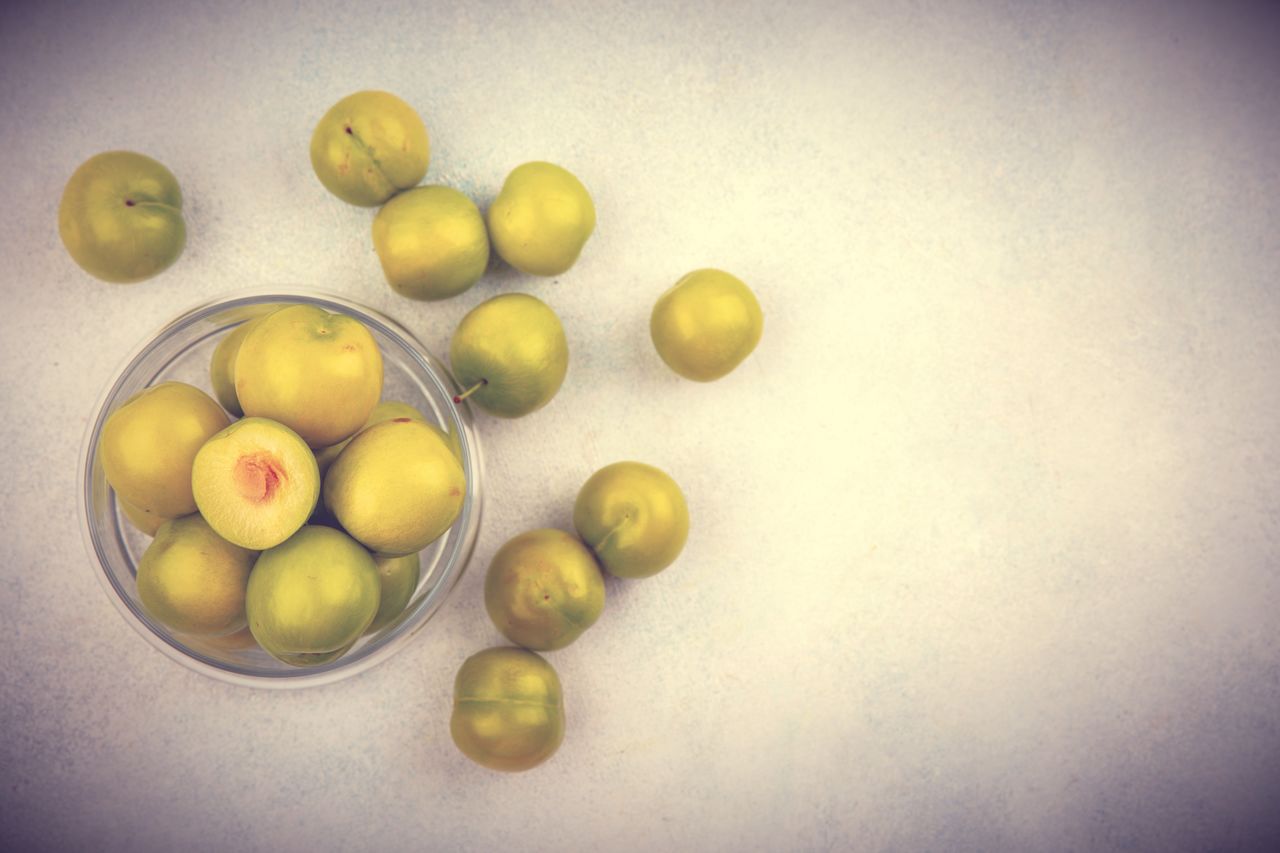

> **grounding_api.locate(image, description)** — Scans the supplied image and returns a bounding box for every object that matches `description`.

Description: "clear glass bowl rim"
[78,288,483,689]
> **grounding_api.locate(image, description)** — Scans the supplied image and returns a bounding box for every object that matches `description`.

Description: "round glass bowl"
[79,291,483,687]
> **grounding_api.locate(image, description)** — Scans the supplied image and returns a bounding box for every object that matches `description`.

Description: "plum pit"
[234,453,285,503]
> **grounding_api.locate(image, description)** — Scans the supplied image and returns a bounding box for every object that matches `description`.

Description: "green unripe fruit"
[191,417,321,551]
[58,150,185,283]
[246,525,380,667]
[208,318,260,417]
[119,498,167,537]
[484,529,605,651]
[99,382,230,518]
[323,418,465,555]
[487,162,595,276]
[573,461,689,579]
[310,90,429,207]
[373,186,489,300]
[449,293,568,418]
[365,552,421,634]
[234,304,383,449]
[650,268,764,381]
[137,515,255,636]
[450,647,565,772]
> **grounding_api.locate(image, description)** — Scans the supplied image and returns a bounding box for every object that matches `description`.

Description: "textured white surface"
[3,1,1280,850]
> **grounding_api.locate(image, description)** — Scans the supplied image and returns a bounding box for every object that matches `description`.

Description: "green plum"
[119,497,168,537]
[246,525,380,667]
[191,417,320,550]
[365,552,421,634]
[651,268,763,381]
[137,515,255,636]
[484,529,605,651]
[310,90,429,207]
[573,461,689,579]
[449,293,568,418]
[234,304,383,448]
[58,151,185,283]
[450,647,565,772]
[323,418,465,555]
[372,186,489,300]
[99,382,230,518]
[487,162,595,276]
[314,400,459,477]
[208,318,261,417]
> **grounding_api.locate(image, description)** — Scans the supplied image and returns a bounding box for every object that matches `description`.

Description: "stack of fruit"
[452,460,690,771]
[66,87,768,773]
[311,90,592,418]
[100,303,467,666]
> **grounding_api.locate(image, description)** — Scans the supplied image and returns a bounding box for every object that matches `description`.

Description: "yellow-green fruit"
[368,401,461,462]
[119,498,167,537]
[366,552,421,634]
[100,382,230,518]
[450,647,565,772]
[368,400,427,423]
[323,418,465,555]
[235,304,383,448]
[372,186,489,300]
[208,317,265,416]
[449,293,568,418]
[137,515,255,636]
[310,90,429,207]
[573,461,689,579]
[191,417,320,550]
[374,401,463,460]
[184,625,259,651]
[314,399,429,478]
[484,529,605,651]
[57,150,186,283]
[650,268,764,381]
[246,525,380,667]
[487,162,595,276]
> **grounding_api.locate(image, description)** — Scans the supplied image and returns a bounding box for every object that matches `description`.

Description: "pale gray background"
[3,0,1279,850]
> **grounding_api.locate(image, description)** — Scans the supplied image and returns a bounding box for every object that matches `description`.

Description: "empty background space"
[2,0,1280,850]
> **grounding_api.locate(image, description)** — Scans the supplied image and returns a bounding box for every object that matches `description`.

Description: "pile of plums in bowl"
[80,292,482,687]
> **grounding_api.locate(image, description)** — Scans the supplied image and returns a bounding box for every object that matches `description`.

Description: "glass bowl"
[79,290,483,688]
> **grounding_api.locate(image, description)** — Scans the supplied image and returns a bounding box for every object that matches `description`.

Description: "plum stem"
[453,379,487,404]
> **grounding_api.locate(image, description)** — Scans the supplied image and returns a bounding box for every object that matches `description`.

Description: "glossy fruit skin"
[58,150,185,283]
[484,529,604,651]
[208,318,263,416]
[323,418,465,555]
[573,461,689,579]
[369,402,461,461]
[650,268,763,381]
[310,90,429,207]
[314,400,439,477]
[119,498,167,537]
[365,552,421,634]
[450,647,565,772]
[191,417,320,550]
[487,161,595,276]
[137,515,255,636]
[100,382,230,518]
[246,525,380,667]
[372,186,489,300]
[449,293,568,418]
[235,304,383,448]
